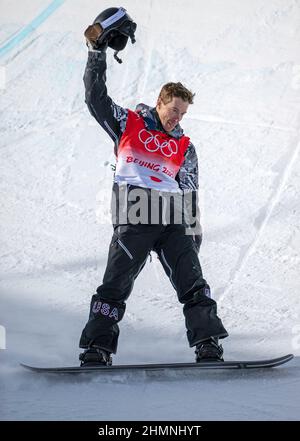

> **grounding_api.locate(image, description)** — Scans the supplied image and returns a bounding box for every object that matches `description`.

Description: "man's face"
[156,96,189,133]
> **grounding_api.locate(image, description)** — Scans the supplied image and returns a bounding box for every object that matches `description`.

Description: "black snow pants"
[79,224,228,353]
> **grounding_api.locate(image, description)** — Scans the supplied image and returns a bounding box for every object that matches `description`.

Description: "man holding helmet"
[79,7,228,366]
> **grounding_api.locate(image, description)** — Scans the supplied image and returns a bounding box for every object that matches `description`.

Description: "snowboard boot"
[195,337,224,363]
[79,348,112,367]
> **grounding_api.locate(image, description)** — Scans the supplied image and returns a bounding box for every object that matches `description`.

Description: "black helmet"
[93,7,137,63]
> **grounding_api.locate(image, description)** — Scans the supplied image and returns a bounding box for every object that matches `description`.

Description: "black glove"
[193,233,202,253]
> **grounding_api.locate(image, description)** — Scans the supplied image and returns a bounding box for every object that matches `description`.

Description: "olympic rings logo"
[138,129,178,157]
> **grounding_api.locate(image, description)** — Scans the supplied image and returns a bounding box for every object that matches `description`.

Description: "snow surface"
[1,0,300,421]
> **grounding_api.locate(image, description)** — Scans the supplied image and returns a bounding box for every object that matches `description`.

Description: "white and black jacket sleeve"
[176,142,202,237]
[83,50,128,153]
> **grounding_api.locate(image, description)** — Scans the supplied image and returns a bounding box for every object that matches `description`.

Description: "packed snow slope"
[1,0,300,421]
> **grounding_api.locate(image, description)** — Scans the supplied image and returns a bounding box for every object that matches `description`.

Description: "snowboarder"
[79,7,228,366]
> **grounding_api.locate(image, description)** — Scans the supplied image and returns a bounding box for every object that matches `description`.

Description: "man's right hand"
[84,24,105,50]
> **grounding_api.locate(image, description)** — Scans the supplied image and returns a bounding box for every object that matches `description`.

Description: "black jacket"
[84,50,201,230]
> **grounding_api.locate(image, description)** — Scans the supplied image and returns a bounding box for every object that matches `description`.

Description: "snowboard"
[20,353,294,374]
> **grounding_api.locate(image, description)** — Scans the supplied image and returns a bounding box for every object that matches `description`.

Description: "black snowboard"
[20,353,294,374]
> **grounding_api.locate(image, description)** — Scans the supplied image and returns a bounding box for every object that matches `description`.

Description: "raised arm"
[83,24,128,149]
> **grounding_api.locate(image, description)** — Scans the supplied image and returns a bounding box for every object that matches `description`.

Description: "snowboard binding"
[79,348,112,367]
